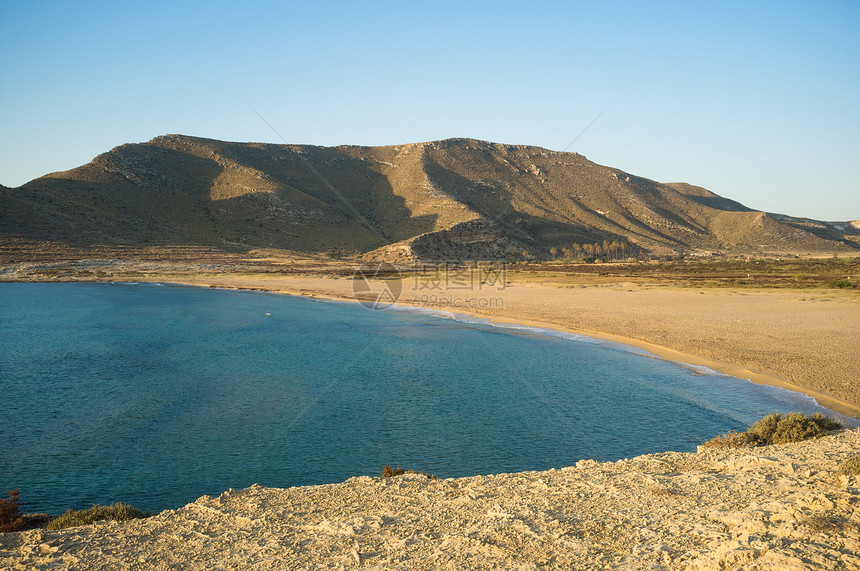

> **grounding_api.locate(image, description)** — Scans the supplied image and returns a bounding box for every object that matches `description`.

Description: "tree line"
[544,240,630,262]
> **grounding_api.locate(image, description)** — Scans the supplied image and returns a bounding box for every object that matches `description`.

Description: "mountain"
[2,135,858,261]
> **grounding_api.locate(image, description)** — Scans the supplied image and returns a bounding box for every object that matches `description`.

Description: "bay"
[0,282,850,514]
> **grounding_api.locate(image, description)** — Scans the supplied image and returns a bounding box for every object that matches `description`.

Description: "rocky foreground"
[3,429,860,570]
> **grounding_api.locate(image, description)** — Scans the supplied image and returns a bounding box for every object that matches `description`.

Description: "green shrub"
[381,465,437,480]
[828,278,856,289]
[45,503,153,531]
[751,412,842,445]
[704,412,842,448]
[0,489,26,533]
[837,455,860,478]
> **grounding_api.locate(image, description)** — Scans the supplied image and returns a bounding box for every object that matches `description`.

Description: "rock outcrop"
[3,429,859,569]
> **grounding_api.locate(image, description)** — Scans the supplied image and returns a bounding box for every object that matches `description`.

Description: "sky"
[1,0,858,220]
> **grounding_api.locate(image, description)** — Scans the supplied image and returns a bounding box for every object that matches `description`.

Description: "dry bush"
[649,486,682,497]
[702,429,755,449]
[837,455,860,478]
[381,465,437,480]
[803,514,850,533]
[46,503,153,531]
[381,465,407,477]
[0,489,26,533]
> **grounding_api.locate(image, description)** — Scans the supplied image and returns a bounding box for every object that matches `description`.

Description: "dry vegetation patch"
[381,465,438,480]
[45,503,154,531]
[703,412,842,448]
[837,455,860,478]
[0,489,25,533]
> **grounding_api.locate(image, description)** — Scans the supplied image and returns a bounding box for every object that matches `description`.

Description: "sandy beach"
[143,272,860,420]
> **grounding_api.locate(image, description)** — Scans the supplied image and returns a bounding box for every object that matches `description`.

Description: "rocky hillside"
[2,135,857,261]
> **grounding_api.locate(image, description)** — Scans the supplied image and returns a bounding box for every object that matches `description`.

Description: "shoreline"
[7,428,860,569]
[140,275,860,421]
[5,272,859,420]
[6,275,860,569]
[454,313,860,422]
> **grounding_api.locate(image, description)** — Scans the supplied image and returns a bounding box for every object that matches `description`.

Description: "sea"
[1,282,854,514]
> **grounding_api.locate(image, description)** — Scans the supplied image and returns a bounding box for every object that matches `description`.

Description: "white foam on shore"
[389,303,657,356]
[162,283,860,426]
[107,281,164,287]
[381,301,860,426]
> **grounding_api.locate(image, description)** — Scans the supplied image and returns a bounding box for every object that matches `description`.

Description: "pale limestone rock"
[3,428,859,570]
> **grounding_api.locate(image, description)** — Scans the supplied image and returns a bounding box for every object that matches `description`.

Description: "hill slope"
[2,135,857,260]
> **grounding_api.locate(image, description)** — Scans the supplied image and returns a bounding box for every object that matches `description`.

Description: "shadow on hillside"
[683,194,752,212]
[422,159,636,252]
[0,142,440,254]
[205,143,439,251]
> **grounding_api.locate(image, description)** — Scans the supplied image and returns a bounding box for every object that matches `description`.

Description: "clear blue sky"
[1,0,858,220]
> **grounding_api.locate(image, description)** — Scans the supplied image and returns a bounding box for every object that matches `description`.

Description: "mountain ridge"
[2,134,857,261]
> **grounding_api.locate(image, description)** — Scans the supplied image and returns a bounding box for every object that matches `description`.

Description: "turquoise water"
[1,282,852,514]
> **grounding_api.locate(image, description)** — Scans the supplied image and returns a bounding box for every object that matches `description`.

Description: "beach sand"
[149,273,860,420]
